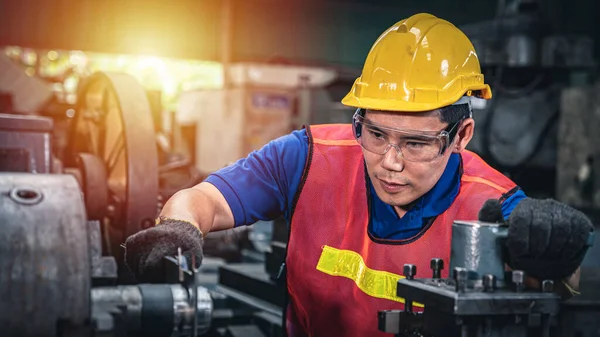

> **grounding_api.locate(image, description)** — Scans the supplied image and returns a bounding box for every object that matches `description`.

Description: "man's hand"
[505,198,594,281]
[124,217,204,283]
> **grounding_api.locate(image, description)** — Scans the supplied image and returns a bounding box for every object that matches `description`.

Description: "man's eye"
[368,130,384,139]
[406,142,426,148]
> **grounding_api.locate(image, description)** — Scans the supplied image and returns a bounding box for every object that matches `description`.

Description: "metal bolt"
[542,280,554,293]
[403,264,416,314]
[512,270,525,292]
[454,267,468,293]
[403,264,416,280]
[430,258,444,279]
[483,274,496,292]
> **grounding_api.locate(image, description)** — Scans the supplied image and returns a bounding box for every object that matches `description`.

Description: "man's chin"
[374,189,416,208]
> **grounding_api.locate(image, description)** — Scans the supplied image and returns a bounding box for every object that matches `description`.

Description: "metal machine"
[0,174,212,336]
[377,220,596,337]
[0,70,279,337]
[0,70,216,336]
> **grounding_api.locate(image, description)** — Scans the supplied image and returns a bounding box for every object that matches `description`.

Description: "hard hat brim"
[341,84,492,112]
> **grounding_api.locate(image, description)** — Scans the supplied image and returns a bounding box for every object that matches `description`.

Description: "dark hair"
[358,103,471,124]
[438,103,471,124]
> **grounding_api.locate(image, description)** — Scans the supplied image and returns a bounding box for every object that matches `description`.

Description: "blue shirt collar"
[368,153,462,239]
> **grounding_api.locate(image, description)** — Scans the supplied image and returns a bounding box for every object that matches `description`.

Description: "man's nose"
[381,144,405,172]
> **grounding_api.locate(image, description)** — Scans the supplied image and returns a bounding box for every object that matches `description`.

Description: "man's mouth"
[378,178,408,193]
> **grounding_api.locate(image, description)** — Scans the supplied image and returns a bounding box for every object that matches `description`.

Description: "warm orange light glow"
[4,46,224,111]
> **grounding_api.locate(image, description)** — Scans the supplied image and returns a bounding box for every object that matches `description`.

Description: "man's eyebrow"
[403,134,434,142]
[364,120,438,140]
[363,117,377,125]
[363,120,387,134]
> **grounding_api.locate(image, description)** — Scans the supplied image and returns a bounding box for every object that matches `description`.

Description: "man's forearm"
[159,182,235,235]
[159,188,212,235]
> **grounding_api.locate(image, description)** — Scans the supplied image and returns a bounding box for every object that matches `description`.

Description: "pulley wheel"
[76,152,109,221]
[67,72,159,239]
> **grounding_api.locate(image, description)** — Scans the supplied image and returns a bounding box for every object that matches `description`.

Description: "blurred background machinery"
[1,0,600,336]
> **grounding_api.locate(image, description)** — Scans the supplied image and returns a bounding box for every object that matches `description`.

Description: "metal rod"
[191,255,198,337]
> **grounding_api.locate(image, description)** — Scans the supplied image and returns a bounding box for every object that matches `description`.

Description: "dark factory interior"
[1,0,600,336]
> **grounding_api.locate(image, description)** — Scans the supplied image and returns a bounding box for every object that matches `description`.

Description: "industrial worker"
[124,13,594,337]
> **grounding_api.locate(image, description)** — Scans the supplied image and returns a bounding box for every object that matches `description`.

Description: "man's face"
[361,109,458,215]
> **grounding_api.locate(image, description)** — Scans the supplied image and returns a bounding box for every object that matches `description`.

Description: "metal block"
[378,310,401,334]
[396,278,561,316]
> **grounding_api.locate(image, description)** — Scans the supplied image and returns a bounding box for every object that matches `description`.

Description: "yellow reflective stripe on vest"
[316,245,424,307]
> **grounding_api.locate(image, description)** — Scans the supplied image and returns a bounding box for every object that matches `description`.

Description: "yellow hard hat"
[342,13,492,112]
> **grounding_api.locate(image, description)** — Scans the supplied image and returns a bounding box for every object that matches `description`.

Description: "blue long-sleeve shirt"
[205,129,526,239]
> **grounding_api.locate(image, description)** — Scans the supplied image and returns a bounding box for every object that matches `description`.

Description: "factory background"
[1,0,599,336]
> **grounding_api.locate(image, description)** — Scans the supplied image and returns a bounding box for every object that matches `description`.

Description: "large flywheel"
[67,72,159,245]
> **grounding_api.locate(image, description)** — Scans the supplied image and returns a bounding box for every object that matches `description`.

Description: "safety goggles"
[352,109,463,162]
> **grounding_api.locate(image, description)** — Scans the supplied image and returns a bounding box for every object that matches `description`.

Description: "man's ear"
[453,118,474,153]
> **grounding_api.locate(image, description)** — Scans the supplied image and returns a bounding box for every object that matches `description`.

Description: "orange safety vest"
[285,124,518,337]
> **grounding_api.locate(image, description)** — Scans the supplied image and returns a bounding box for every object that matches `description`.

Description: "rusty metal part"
[0,173,91,336]
[68,72,159,238]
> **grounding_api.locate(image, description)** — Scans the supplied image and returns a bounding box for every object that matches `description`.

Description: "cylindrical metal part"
[91,286,143,333]
[430,258,444,279]
[454,267,468,293]
[0,173,91,337]
[403,264,416,280]
[450,221,509,288]
[91,284,213,337]
[172,285,213,336]
[483,274,497,292]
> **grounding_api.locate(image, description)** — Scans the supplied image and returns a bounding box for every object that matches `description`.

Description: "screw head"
[403,264,416,279]
[430,258,444,271]
[512,270,525,284]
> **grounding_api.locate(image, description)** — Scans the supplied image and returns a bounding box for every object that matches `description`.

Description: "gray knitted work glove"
[505,198,594,281]
[124,217,203,283]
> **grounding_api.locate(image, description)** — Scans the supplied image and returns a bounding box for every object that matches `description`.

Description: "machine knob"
[453,267,468,293]
[482,274,496,292]
[512,270,525,292]
[542,280,554,293]
[430,258,444,279]
[403,264,417,280]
